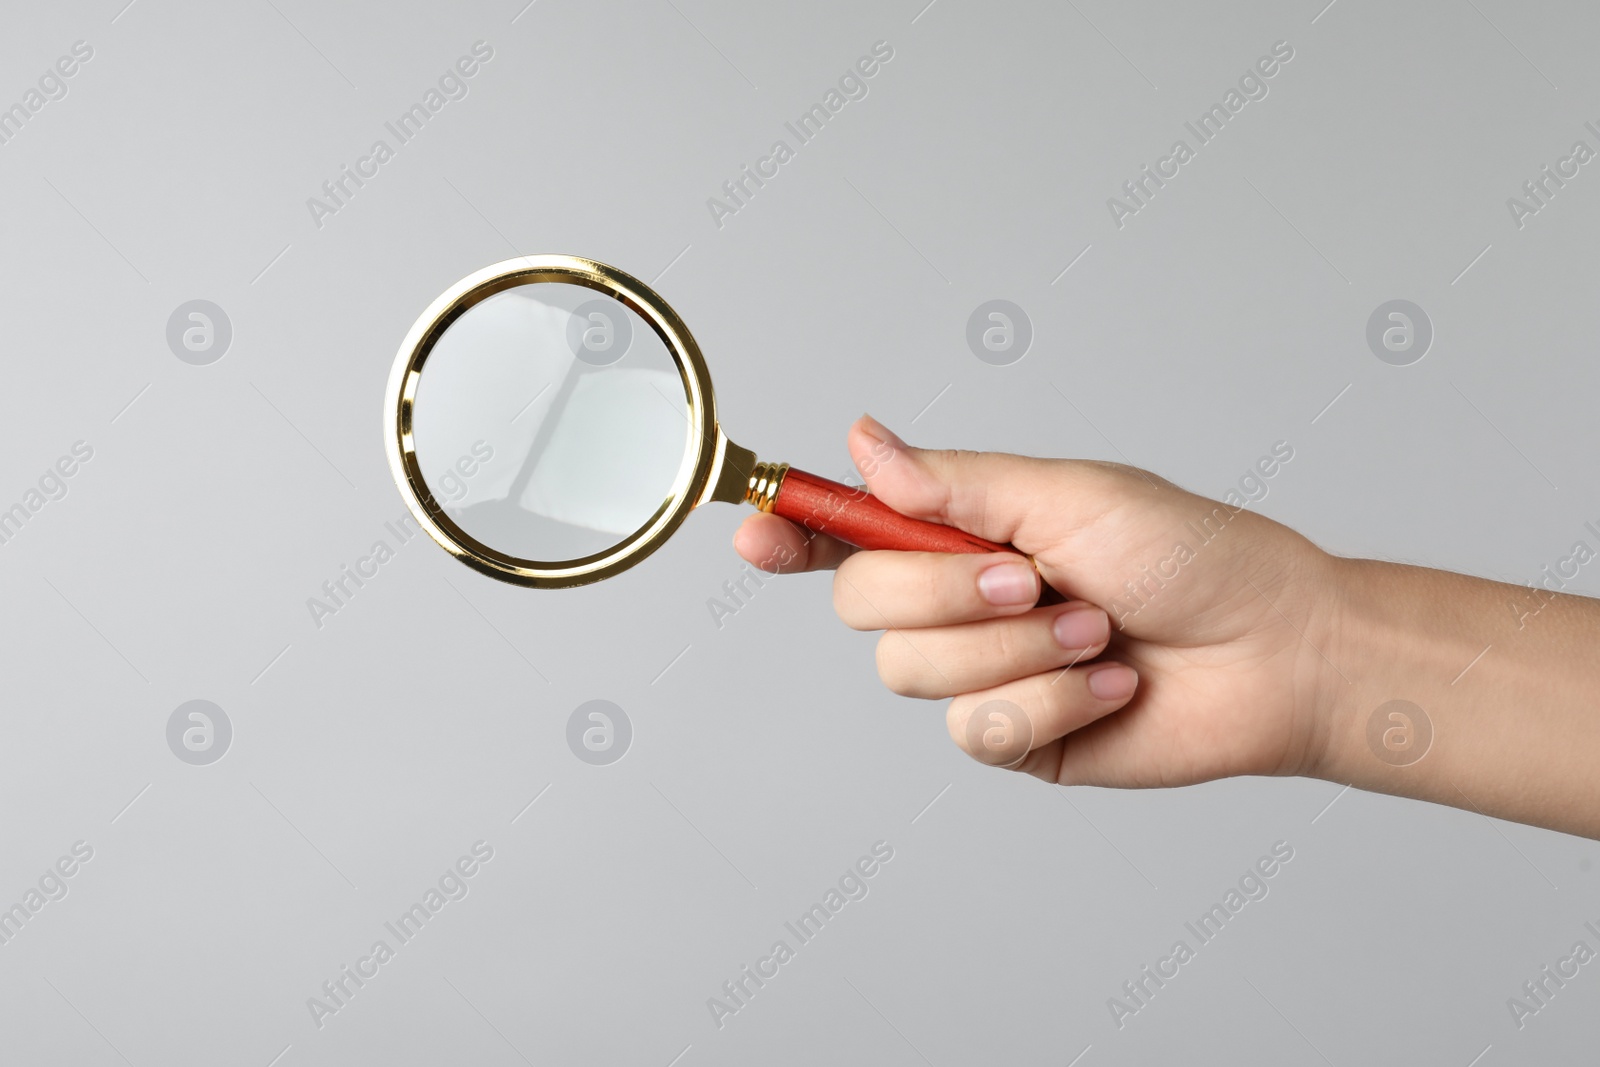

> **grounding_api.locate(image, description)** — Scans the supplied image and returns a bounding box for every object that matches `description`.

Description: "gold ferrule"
[745,462,789,513]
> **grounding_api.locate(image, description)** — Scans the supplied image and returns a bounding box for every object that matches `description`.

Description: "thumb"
[848,415,1058,549]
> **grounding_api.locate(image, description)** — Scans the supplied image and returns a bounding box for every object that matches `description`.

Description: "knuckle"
[945,699,972,751]
[830,569,870,629]
[874,636,921,697]
[832,555,885,629]
[919,560,949,615]
[830,569,852,621]
[1085,458,1173,496]
[988,617,1022,667]
[876,639,934,697]
[922,447,968,467]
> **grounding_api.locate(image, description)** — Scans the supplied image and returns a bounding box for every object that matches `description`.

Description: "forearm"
[1313,557,1600,838]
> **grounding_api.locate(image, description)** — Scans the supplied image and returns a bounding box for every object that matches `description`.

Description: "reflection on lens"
[412,282,692,563]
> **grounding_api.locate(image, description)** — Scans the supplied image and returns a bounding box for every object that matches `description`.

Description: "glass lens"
[411,282,693,563]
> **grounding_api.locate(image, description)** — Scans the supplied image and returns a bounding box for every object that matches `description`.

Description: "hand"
[733,416,1340,787]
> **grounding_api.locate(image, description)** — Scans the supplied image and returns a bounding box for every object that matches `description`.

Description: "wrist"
[1300,557,1599,835]
[1250,529,1600,836]
[1291,551,1362,782]
[1303,557,1444,788]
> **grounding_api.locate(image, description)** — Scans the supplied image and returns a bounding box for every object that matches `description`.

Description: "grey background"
[1,0,1597,1064]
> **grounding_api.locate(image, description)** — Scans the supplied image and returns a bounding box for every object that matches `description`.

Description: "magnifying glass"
[384,254,1010,589]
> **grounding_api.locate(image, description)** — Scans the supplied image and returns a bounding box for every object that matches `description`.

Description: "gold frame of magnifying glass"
[384,254,760,589]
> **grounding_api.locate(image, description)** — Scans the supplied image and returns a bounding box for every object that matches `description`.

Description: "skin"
[733,416,1600,841]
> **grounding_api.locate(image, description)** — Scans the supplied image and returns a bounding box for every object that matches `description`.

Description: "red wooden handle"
[771,467,1010,554]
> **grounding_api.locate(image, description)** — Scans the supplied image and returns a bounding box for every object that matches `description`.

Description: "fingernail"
[1053,603,1109,650]
[977,561,1037,606]
[858,414,906,450]
[1087,664,1138,701]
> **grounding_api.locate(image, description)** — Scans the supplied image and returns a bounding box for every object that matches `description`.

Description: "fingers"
[849,414,1152,550]
[946,662,1139,768]
[848,415,1039,547]
[833,550,1041,630]
[875,601,1111,699]
[733,513,854,574]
